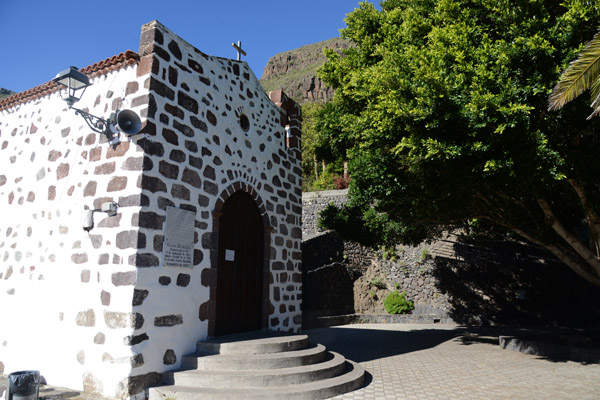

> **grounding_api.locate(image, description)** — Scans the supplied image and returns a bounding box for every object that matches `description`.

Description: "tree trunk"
[537,198,600,280]
[507,220,600,288]
[568,179,600,257]
[478,191,600,288]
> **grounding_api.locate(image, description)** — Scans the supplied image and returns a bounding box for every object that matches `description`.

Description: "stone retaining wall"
[301,190,600,329]
[301,189,347,239]
[301,262,356,319]
[302,231,453,322]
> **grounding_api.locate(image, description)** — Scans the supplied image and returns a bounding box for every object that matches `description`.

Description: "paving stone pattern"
[2,323,598,399]
[307,324,600,400]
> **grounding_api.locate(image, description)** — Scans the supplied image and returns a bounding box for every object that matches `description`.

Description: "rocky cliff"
[260,38,349,104]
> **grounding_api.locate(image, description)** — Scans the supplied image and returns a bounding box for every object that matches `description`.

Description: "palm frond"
[587,77,600,119]
[548,32,600,111]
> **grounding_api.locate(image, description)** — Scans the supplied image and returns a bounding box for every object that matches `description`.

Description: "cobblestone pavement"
[2,323,598,399]
[305,323,600,400]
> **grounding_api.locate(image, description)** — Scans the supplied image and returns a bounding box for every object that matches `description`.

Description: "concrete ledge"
[302,189,348,201]
[303,313,456,329]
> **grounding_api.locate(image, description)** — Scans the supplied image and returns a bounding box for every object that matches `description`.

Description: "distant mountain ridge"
[0,88,15,100]
[260,38,349,104]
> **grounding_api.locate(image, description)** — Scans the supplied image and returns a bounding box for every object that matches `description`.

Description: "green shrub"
[317,202,405,248]
[384,291,414,315]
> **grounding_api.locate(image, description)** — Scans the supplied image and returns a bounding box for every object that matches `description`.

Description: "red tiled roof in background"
[0,50,140,112]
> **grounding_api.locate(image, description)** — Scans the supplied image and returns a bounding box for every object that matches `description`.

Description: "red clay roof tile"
[0,50,140,112]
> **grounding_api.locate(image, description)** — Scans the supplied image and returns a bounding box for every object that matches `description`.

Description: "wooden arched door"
[215,191,264,335]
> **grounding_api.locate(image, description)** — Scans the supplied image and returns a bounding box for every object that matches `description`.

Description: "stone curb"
[303,313,456,329]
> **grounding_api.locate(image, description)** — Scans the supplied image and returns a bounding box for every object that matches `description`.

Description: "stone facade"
[0,20,302,399]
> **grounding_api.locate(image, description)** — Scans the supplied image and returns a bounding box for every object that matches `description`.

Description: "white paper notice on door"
[225,249,235,261]
[163,206,195,268]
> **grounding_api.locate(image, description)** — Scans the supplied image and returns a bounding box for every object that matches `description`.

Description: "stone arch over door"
[206,183,271,337]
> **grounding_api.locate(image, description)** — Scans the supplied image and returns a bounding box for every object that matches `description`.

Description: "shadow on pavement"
[307,324,600,365]
[305,325,469,363]
[458,326,600,365]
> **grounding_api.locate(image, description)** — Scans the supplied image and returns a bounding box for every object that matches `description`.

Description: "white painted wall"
[0,63,149,397]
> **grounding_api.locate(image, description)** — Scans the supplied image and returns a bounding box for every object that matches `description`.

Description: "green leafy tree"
[317,0,600,287]
[301,102,324,184]
[302,102,352,191]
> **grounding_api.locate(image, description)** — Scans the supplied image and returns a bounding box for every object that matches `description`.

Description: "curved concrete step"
[197,334,308,355]
[150,359,365,400]
[182,343,327,370]
[167,351,346,388]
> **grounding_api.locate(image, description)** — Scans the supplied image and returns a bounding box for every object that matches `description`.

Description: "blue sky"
[0,0,369,94]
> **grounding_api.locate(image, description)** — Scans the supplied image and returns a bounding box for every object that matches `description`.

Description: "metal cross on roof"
[232,41,247,61]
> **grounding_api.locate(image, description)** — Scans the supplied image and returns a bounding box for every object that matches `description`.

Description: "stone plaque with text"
[163,206,195,268]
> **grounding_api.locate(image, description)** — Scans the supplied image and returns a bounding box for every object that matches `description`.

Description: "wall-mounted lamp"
[53,66,91,107]
[82,202,119,231]
[53,66,142,141]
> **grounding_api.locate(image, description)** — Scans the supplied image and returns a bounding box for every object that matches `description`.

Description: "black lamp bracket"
[71,106,115,141]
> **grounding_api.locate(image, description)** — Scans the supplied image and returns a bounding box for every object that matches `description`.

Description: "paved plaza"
[2,323,599,399]
[306,323,600,400]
